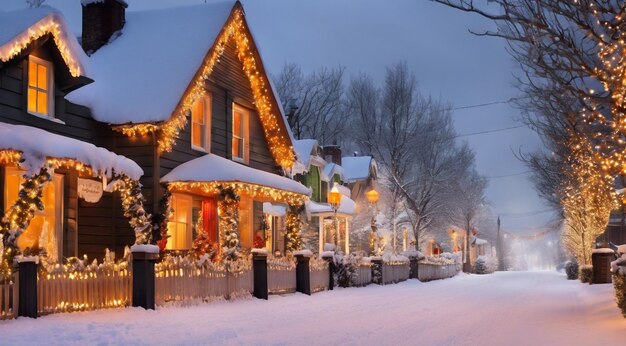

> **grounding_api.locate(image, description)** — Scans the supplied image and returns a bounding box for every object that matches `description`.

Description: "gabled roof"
[293,139,318,172]
[323,162,346,182]
[341,156,376,183]
[0,6,90,78]
[67,2,234,124]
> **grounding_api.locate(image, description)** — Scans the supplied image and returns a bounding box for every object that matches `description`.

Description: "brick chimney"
[322,145,342,165]
[81,0,128,55]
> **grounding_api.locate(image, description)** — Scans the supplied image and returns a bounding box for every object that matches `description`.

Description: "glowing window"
[167,194,192,250]
[27,56,54,117]
[4,168,63,262]
[191,95,211,152]
[232,104,249,163]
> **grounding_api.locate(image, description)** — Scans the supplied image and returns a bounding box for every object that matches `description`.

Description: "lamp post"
[366,188,379,254]
[328,185,342,248]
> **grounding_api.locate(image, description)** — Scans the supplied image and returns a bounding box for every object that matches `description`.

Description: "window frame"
[27,55,55,119]
[231,103,249,164]
[191,94,212,153]
[166,193,193,251]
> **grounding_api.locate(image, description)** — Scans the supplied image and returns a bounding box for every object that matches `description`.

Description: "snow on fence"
[37,266,131,315]
[353,262,373,287]
[267,256,296,294]
[155,255,252,305]
[309,257,329,293]
[382,261,410,285]
[417,263,458,282]
[0,275,17,320]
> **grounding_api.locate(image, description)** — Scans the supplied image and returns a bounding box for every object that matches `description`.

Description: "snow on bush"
[474,256,498,275]
[579,265,593,284]
[613,272,626,318]
[421,255,455,266]
[402,250,424,260]
[565,261,579,280]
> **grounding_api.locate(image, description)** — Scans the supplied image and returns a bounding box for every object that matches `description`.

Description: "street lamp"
[366,188,379,254]
[328,185,342,247]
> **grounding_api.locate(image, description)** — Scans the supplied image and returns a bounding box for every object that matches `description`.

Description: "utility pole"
[497,216,505,271]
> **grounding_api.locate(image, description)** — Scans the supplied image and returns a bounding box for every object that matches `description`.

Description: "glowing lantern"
[328,185,342,210]
[366,188,380,204]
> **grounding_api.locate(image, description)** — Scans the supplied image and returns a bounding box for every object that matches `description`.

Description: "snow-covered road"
[2,271,625,345]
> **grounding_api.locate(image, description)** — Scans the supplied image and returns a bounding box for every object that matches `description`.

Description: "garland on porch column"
[153,184,173,251]
[284,204,303,255]
[218,186,240,261]
[0,167,51,279]
[116,175,152,245]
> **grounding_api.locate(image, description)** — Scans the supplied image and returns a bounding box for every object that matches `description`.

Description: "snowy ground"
[2,271,625,345]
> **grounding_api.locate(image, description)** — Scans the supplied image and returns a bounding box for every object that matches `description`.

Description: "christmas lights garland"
[284,204,303,255]
[218,186,240,261]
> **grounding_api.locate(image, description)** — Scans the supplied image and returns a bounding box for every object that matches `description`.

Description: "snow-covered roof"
[293,139,318,170]
[0,122,142,180]
[306,197,356,216]
[67,2,236,124]
[263,202,287,216]
[474,237,488,246]
[341,156,375,183]
[161,154,310,196]
[0,6,90,78]
[323,163,346,182]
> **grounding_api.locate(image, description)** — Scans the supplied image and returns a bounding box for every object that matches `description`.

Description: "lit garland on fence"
[284,205,303,255]
[115,7,295,169]
[168,181,307,206]
[0,13,85,77]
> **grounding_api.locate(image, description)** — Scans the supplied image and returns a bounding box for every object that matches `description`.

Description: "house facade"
[0,0,309,265]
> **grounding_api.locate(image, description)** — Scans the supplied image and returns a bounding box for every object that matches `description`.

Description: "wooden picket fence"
[309,257,329,293]
[417,263,458,282]
[353,263,373,287]
[155,257,253,305]
[382,262,410,284]
[267,256,297,294]
[37,268,131,315]
[0,274,17,320]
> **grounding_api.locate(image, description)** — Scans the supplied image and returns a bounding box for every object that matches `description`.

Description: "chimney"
[322,145,342,166]
[81,0,128,55]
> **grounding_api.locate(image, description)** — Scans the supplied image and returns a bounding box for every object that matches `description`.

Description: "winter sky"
[0,0,555,235]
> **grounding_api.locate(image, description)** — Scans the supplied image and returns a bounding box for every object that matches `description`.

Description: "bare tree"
[273,63,346,145]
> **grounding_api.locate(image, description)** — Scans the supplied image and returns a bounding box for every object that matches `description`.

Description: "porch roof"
[305,197,356,217]
[0,122,142,179]
[161,154,311,197]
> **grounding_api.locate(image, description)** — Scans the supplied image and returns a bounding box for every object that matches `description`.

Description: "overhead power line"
[485,170,531,179]
[497,209,555,218]
[444,96,528,112]
[452,125,526,139]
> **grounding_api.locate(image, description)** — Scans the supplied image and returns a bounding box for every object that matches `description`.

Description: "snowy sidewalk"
[1,271,625,345]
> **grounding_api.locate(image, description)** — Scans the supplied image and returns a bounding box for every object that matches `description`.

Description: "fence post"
[17,258,37,318]
[371,258,383,285]
[252,253,268,300]
[132,248,159,310]
[409,256,419,279]
[295,254,311,295]
[322,254,334,290]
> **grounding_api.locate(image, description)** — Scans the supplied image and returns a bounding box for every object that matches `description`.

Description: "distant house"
[0,0,309,262]
[293,140,377,254]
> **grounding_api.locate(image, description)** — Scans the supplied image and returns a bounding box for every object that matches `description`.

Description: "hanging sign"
[78,178,103,203]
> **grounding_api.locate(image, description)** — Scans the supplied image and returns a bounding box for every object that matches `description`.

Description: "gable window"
[232,104,249,163]
[167,194,192,250]
[27,56,54,118]
[191,95,211,152]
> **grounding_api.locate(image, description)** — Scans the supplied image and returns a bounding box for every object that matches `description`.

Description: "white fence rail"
[417,263,458,282]
[0,274,17,320]
[382,262,410,284]
[309,257,329,293]
[353,263,372,287]
[155,257,253,305]
[38,268,131,315]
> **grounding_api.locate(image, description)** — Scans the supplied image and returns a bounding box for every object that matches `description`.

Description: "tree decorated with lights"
[285,204,304,255]
[561,133,617,266]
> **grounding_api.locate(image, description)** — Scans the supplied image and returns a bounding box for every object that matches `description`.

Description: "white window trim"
[27,55,55,119]
[167,193,193,250]
[191,94,212,153]
[232,103,249,164]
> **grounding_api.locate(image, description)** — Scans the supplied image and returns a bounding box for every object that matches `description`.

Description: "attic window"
[191,95,212,152]
[232,103,249,164]
[27,56,54,118]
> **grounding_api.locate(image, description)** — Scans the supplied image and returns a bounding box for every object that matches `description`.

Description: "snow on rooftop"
[0,6,90,77]
[293,139,318,169]
[161,153,311,196]
[341,156,374,182]
[306,197,356,216]
[0,122,142,179]
[67,1,236,124]
[324,163,345,182]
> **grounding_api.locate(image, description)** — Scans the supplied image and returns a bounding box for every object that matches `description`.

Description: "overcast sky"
[1,0,557,234]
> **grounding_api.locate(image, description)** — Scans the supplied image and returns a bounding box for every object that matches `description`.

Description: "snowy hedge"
[565,261,579,280]
[579,265,593,284]
[611,246,626,317]
[474,256,498,275]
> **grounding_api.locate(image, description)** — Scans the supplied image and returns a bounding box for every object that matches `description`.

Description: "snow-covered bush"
[421,255,455,266]
[611,247,626,317]
[402,250,424,260]
[474,256,497,275]
[579,265,593,284]
[333,252,362,287]
[565,261,579,280]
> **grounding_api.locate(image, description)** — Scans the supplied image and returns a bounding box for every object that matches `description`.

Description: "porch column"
[344,219,350,254]
[318,216,324,254]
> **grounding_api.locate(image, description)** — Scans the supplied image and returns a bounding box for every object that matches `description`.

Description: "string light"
[0,12,85,77]
[168,181,308,206]
[115,8,295,168]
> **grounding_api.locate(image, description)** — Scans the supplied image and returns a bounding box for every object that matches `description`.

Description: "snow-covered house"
[0,0,309,262]
[293,141,378,254]
[0,5,149,262]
